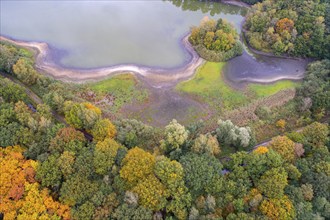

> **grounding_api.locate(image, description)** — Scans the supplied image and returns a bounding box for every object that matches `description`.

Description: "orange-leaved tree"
[275,18,294,34]
[259,196,295,220]
[0,146,71,220]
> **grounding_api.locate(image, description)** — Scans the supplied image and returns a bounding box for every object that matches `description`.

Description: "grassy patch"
[176,62,248,111]
[89,74,148,112]
[177,62,300,114]
[91,74,135,93]
[176,62,301,141]
[248,80,299,98]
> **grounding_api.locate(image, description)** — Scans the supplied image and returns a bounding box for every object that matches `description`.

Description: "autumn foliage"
[64,101,101,129]
[120,147,156,187]
[49,127,86,153]
[12,58,38,85]
[0,146,71,220]
[1,32,329,220]
[245,0,328,58]
[259,196,295,220]
[94,138,121,175]
[253,146,269,154]
[276,119,286,131]
[276,18,295,35]
[189,17,243,62]
[132,174,168,210]
[91,118,117,142]
[269,136,296,162]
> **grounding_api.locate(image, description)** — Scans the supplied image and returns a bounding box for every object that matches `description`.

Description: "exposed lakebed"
[1,0,308,85]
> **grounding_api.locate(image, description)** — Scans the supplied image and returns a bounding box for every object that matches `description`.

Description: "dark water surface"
[225,49,308,84]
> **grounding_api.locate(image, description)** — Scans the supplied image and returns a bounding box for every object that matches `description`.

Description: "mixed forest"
[189,18,243,62]
[244,0,329,58]
[1,0,330,220]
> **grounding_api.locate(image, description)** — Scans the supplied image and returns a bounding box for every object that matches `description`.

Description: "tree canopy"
[245,0,329,58]
[189,17,243,61]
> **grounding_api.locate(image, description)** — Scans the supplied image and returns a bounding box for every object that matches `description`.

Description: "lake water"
[1,0,308,84]
[0,0,246,69]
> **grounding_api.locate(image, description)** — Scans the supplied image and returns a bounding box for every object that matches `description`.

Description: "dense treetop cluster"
[1,83,329,219]
[244,0,330,58]
[0,146,71,219]
[296,59,330,117]
[189,18,243,62]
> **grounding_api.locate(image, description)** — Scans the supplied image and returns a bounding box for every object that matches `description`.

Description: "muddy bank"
[1,35,212,127]
[122,86,211,127]
[224,48,308,86]
[0,35,204,87]
[1,30,308,88]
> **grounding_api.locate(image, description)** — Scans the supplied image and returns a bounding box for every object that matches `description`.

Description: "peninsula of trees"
[244,0,329,58]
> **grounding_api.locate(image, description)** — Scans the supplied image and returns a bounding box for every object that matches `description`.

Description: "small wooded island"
[189,18,243,62]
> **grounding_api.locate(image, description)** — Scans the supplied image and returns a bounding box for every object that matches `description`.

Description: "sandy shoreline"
[0,35,205,86]
[1,24,306,87]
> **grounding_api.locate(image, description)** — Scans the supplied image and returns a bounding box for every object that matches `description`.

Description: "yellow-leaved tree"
[0,146,71,220]
[269,136,296,162]
[120,147,155,187]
